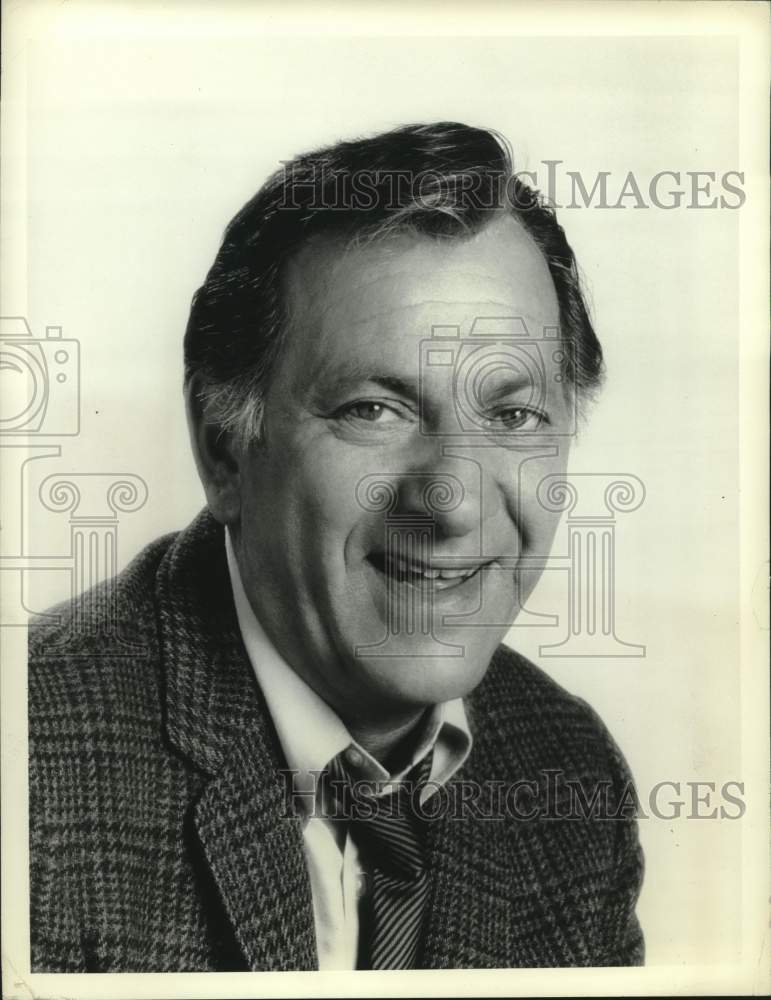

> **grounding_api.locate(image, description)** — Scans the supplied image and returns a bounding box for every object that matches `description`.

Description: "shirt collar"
[225,530,472,803]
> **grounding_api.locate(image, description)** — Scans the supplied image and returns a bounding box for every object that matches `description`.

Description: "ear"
[185,375,243,526]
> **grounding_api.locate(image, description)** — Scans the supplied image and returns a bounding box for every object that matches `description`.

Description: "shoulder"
[27,528,179,749]
[467,643,635,789]
[29,528,177,659]
[26,521,214,972]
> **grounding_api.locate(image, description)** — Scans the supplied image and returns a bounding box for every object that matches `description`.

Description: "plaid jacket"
[29,510,644,972]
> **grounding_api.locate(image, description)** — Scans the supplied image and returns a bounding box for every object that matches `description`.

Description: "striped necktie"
[326,750,434,970]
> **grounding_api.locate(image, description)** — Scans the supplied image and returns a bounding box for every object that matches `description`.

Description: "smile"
[368,553,491,591]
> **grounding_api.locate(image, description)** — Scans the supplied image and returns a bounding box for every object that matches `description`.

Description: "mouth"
[366,552,493,592]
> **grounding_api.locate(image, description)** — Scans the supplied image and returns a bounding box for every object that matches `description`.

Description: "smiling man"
[29,122,644,972]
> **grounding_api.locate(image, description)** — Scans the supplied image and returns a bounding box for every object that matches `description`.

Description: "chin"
[356,648,492,709]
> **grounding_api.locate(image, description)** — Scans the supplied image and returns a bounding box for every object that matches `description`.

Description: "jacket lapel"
[420,775,518,968]
[193,726,317,970]
[419,647,585,969]
[156,510,317,970]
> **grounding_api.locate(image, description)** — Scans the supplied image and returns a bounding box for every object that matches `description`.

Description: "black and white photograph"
[1,1,768,997]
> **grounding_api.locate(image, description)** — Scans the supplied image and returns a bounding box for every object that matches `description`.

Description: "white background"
[2,2,768,989]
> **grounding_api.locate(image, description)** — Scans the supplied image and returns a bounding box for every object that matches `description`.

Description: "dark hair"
[184,121,603,445]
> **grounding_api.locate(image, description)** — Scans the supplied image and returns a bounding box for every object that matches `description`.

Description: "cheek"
[249,442,373,552]
[504,446,570,548]
[299,451,370,530]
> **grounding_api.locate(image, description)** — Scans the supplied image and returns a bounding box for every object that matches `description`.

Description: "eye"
[484,406,549,431]
[340,400,403,424]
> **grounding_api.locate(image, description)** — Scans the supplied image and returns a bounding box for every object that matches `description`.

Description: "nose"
[395,444,500,541]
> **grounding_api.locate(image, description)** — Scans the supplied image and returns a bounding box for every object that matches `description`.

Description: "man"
[29,122,644,972]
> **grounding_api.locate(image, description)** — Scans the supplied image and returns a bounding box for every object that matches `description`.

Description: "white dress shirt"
[224,531,472,970]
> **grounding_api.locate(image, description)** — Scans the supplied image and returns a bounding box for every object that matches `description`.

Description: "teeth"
[384,558,482,582]
[438,567,471,579]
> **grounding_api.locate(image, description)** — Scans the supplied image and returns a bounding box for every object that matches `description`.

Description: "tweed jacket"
[29,509,644,972]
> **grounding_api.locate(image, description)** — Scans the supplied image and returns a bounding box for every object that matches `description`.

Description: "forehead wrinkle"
[282,225,563,399]
[325,299,532,327]
[323,258,550,309]
[288,244,558,334]
[315,299,558,339]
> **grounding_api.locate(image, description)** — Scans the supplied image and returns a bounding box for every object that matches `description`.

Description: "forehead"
[280,216,560,381]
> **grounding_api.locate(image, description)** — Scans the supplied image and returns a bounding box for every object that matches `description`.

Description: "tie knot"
[325,751,433,879]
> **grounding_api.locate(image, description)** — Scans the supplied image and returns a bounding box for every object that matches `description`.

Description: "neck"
[347,708,429,771]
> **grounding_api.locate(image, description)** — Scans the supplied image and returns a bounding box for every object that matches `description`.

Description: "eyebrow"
[319,369,540,411]
[323,371,423,402]
[479,372,541,401]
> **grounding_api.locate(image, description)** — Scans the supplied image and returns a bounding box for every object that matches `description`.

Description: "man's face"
[229,216,573,731]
